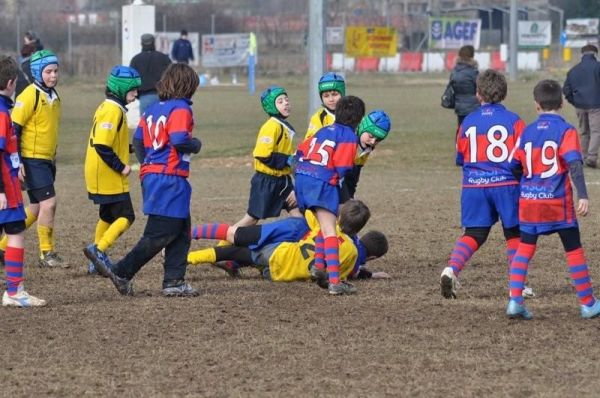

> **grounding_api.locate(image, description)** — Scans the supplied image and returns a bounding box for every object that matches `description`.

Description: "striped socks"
[314,232,325,272]
[509,243,536,304]
[448,235,479,276]
[324,236,340,285]
[4,247,24,295]
[192,223,229,240]
[566,248,596,307]
[505,237,519,268]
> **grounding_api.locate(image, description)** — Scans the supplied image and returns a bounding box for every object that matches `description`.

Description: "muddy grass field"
[3,74,600,397]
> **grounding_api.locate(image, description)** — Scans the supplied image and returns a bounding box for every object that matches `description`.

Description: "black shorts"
[247,172,294,219]
[22,158,56,203]
[0,220,26,235]
[99,197,135,224]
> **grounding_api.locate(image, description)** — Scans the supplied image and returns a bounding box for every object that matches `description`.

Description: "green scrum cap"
[357,110,391,141]
[107,65,141,101]
[260,85,287,115]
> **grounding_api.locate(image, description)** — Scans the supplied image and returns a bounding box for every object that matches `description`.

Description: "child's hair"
[476,69,507,104]
[157,63,199,101]
[581,44,598,54]
[359,230,388,258]
[458,45,475,60]
[338,199,370,236]
[0,56,18,90]
[335,95,365,131]
[533,79,563,111]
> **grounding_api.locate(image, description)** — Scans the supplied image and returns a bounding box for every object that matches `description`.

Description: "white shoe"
[522,285,535,298]
[440,266,459,299]
[2,289,47,307]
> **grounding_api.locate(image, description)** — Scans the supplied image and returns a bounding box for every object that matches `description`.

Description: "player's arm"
[0,114,9,207]
[455,125,465,166]
[91,109,128,174]
[132,125,145,164]
[168,108,201,154]
[561,128,588,215]
[11,89,35,153]
[254,123,289,170]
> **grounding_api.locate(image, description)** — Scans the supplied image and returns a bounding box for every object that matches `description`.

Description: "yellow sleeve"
[252,118,279,159]
[91,103,123,147]
[338,233,359,280]
[305,110,324,140]
[11,85,36,127]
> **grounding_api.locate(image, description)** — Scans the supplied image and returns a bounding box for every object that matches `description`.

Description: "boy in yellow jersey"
[232,85,302,228]
[83,66,141,275]
[304,72,345,140]
[2,50,62,267]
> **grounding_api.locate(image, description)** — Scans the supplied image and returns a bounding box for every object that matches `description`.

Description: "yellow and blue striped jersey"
[84,99,130,195]
[253,117,295,176]
[12,84,61,160]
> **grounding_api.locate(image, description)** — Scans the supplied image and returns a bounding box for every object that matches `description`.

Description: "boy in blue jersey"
[0,56,46,307]
[295,95,366,295]
[84,63,201,297]
[440,69,528,299]
[506,79,600,320]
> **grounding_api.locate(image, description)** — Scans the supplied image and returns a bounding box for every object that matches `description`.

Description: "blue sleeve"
[255,152,290,170]
[94,144,126,173]
[133,137,145,164]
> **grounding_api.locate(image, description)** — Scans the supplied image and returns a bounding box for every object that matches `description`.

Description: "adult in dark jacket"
[171,30,194,64]
[563,44,600,168]
[15,43,36,97]
[447,45,479,127]
[130,33,172,114]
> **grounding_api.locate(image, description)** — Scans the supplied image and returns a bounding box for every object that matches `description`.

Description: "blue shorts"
[295,174,340,215]
[520,221,578,236]
[22,158,56,190]
[251,217,309,250]
[461,185,519,228]
[247,172,294,219]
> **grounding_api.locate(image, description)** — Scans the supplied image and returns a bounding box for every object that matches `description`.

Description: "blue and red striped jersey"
[510,113,581,226]
[456,103,525,188]
[294,123,357,185]
[0,95,23,210]
[135,98,195,179]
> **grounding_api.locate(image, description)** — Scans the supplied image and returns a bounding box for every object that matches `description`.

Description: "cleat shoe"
[522,285,535,299]
[581,299,600,319]
[83,244,133,296]
[213,261,241,278]
[87,261,98,275]
[86,247,112,277]
[328,281,357,296]
[506,299,533,320]
[162,282,199,297]
[440,267,459,299]
[39,251,67,268]
[2,289,47,307]
[309,265,327,283]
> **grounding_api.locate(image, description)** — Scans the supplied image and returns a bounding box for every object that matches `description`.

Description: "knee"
[464,227,490,246]
[40,198,57,213]
[502,226,520,241]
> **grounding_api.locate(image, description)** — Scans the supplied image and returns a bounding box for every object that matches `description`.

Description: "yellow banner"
[345,26,397,57]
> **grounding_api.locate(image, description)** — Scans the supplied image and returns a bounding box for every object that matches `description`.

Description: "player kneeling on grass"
[84,63,201,297]
[440,69,535,299]
[83,66,141,275]
[187,203,388,292]
[506,79,600,320]
[0,56,45,307]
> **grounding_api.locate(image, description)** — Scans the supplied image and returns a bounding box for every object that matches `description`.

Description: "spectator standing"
[15,43,36,97]
[446,45,479,127]
[130,34,172,115]
[23,31,44,52]
[563,44,600,168]
[171,30,194,64]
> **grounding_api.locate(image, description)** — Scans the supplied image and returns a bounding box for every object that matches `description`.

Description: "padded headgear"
[357,110,391,141]
[107,66,141,101]
[260,86,286,115]
[30,49,58,84]
[318,72,345,96]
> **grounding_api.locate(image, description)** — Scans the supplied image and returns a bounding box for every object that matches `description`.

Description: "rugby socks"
[324,236,340,285]
[94,219,110,246]
[447,235,479,276]
[509,243,536,304]
[37,225,53,253]
[191,223,229,240]
[97,218,130,252]
[505,237,519,268]
[187,248,217,265]
[566,247,596,307]
[4,247,24,295]
[314,232,325,271]
[0,208,36,251]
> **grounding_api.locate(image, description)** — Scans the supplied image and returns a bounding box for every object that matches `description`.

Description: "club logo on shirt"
[261,136,273,144]
[100,122,114,130]
[537,121,550,130]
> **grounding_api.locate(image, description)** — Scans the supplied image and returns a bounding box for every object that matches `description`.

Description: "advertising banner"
[564,18,599,48]
[345,26,397,57]
[429,17,481,50]
[201,33,254,68]
[518,21,552,47]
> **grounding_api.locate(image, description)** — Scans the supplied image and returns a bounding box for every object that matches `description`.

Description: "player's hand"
[577,198,589,217]
[371,271,391,279]
[286,190,297,208]
[18,164,25,181]
[0,193,7,210]
[122,165,131,176]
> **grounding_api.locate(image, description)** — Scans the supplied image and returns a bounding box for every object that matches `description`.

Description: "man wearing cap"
[171,30,194,64]
[130,33,172,114]
[564,44,600,168]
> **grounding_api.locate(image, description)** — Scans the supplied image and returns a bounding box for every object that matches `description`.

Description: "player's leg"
[506,231,537,320]
[163,217,198,297]
[0,206,37,261]
[557,227,600,318]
